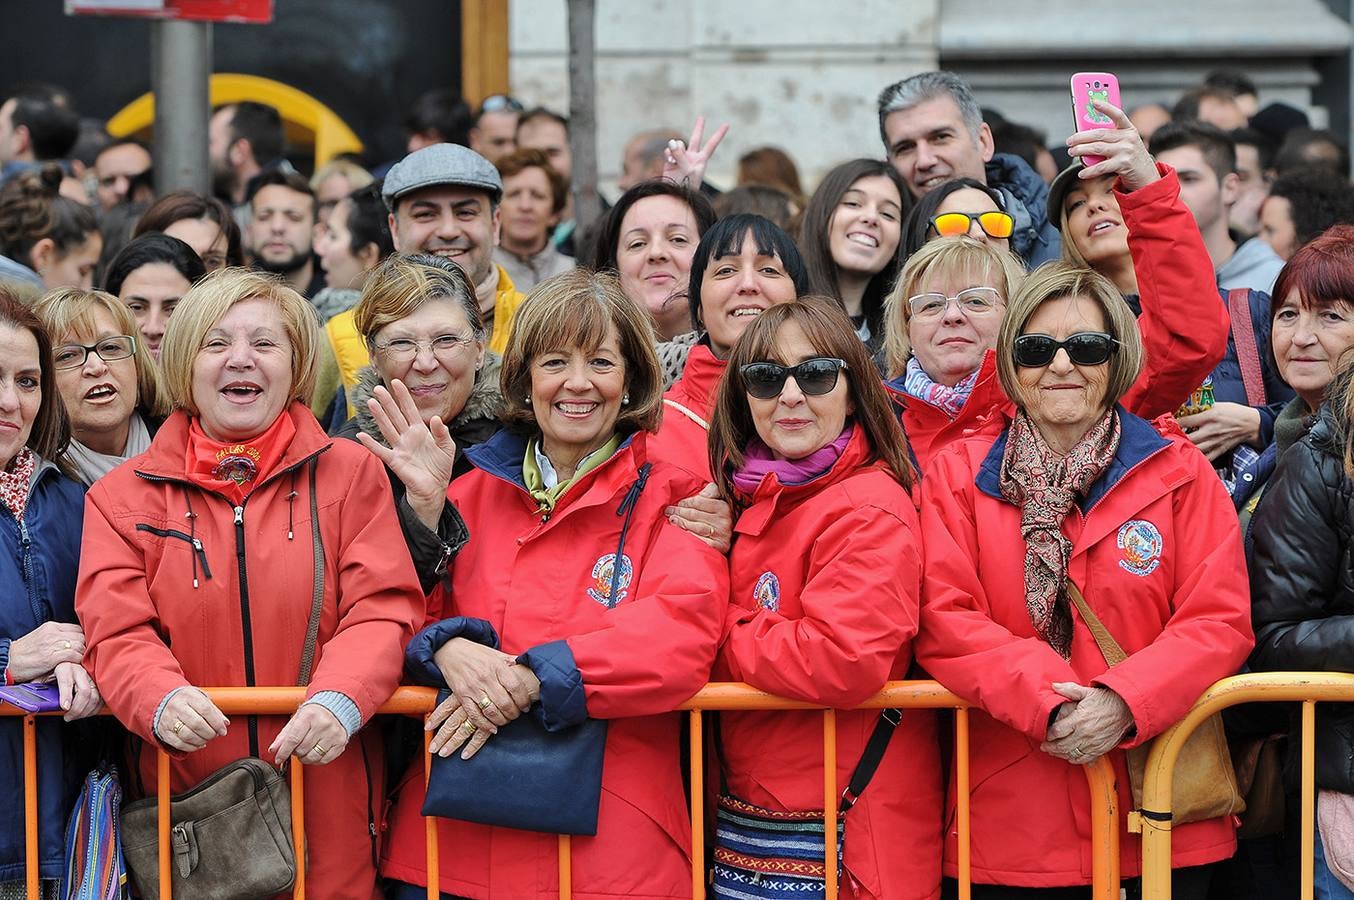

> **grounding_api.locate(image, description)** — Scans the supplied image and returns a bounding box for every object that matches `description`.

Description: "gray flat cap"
[382,143,503,210]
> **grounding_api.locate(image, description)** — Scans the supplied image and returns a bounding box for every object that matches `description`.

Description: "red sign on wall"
[66,0,273,24]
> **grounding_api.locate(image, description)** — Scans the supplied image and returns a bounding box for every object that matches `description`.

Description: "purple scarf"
[731,424,854,493]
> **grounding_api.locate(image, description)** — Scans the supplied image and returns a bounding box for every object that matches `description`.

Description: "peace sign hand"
[662,116,730,189]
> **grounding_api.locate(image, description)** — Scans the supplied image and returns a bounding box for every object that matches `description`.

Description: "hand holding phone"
[1070,72,1123,168]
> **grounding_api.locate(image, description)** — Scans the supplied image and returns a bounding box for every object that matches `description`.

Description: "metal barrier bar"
[956,707,970,900]
[8,681,1122,899]
[1138,672,1354,899]
[1302,700,1315,900]
[689,709,705,900]
[423,728,439,900]
[558,835,572,899]
[290,761,306,898]
[23,716,37,900]
[824,708,838,898]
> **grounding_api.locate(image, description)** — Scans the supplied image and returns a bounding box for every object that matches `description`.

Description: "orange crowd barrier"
[1138,672,1354,900]
[4,681,1122,900]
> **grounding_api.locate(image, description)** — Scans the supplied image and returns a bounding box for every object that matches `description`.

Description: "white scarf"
[65,413,152,486]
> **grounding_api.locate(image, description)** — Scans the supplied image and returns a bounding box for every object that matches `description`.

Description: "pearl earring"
[622,392,630,406]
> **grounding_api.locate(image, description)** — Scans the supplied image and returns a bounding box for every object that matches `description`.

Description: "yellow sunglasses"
[928,211,1015,240]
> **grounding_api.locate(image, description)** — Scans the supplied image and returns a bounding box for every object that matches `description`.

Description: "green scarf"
[523,433,624,513]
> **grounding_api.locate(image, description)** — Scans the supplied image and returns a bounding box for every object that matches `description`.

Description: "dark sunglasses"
[1013,332,1119,368]
[740,358,848,400]
[928,210,1015,240]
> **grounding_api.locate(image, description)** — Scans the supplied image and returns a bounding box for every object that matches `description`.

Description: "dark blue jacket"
[987,153,1061,268]
[0,460,85,882]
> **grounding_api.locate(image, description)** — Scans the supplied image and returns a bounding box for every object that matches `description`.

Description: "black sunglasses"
[740,358,848,400]
[1013,332,1119,368]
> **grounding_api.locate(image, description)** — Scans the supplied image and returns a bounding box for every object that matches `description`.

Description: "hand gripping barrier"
[5,681,1122,899]
[1137,672,1354,900]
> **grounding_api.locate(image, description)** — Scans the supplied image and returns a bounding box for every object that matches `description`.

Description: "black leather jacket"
[1249,407,1354,792]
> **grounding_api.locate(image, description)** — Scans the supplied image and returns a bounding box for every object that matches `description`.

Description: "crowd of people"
[0,62,1352,900]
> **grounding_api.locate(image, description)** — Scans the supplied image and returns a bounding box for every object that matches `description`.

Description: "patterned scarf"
[998,409,1120,658]
[902,356,980,419]
[0,448,37,522]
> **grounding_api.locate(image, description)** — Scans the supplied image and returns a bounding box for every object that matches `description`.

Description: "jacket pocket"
[135,523,213,582]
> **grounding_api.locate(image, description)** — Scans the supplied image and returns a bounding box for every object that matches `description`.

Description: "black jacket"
[1249,406,1354,792]
[334,355,503,593]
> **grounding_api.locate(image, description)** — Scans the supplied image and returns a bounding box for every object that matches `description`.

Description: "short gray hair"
[877,71,984,151]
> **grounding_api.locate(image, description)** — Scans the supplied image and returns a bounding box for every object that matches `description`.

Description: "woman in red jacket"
[915,262,1253,896]
[882,99,1228,471]
[76,268,425,900]
[381,269,730,899]
[707,297,940,898]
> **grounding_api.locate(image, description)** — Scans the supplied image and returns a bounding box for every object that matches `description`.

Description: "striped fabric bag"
[711,794,844,899]
[62,765,128,900]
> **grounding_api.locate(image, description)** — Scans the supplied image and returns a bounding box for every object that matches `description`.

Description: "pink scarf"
[731,424,854,493]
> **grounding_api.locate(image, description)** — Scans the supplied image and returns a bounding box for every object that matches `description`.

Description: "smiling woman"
[104,233,207,360]
[34,288,169,485]
[382,269,730,898]
[77,267,424,900]
[799,158,910,350]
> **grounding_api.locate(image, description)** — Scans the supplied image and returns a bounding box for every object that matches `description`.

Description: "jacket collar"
[667,339,727,414]
[885,349,1007,417]
[465,427,643,499]
[975,405,1171,509]
[733,424,877,537]
[134,401,332,483]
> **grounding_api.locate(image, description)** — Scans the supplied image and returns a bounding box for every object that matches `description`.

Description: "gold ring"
[477,695,493,711]
[172,719,185,736]
[312,744,327,757]
[460,721,477,736]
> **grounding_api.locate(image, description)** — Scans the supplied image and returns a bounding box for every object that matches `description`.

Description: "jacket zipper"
[234,503,260,758]
[134,524,212,584]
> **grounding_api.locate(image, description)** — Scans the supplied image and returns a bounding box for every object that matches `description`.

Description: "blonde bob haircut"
[882,236,1027,378]
[995,262,1144,413]
[158,267,320,414]
[34,288,170,419]
[353,254,485,346]
[499,269,663,435]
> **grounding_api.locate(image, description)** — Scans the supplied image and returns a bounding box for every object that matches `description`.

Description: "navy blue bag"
[420,689,608,835]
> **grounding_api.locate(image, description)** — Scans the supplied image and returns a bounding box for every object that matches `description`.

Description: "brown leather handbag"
[1067,581,1245,825]
[121,757,296,900]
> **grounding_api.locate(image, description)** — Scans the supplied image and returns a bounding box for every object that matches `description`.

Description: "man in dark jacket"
[877,70,1060,268]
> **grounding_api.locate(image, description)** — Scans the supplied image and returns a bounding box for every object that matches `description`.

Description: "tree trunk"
[566,0,601,238]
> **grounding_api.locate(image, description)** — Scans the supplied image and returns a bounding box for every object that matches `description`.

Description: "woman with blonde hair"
[77,267,424,900]
[35,288,169,485]
[917,262,1252,896]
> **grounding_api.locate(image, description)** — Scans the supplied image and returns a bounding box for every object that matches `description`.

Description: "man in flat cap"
[382,142,525,353]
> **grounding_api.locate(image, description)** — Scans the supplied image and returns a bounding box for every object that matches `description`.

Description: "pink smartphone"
[1070,72,1122,168]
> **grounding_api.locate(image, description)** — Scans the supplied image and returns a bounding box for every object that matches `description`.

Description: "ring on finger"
[459,721,477,736]
[477,695,494,712]
[172,719,185,736]
[311,744,327,757]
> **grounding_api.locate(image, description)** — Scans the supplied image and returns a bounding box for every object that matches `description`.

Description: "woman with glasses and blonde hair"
[707,296,940,898]
[35,288,170,485]
[915,262,1252,897]
[76,268,423,900]
[338,253,501,592]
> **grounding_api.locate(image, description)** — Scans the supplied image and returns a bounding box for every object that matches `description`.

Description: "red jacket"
[891,166,1229,473]
[913,410,1253,886]
[649,341,727,481]
[714,426,941,899]
[381,429,730,899]
[77,403,424,900]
